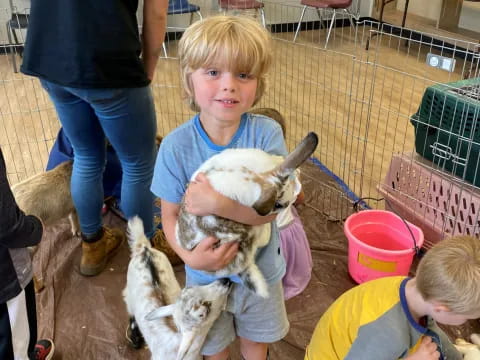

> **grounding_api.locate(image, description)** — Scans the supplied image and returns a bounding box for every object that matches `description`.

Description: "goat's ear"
[252,185,277,216]
[176,330,196,360]
[145,304,175,321]
[275,132,318,178]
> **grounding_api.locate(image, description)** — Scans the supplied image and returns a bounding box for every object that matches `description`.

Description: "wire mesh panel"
[99,3,480,231]
[345,21,480,243]
[1,5,59,185]
[2,1,480,243]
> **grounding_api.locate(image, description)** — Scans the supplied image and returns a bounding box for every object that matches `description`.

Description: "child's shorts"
[201,280,290,356]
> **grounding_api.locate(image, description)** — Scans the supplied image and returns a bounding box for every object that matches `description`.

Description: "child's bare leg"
[204,348,229,360]
[239,337,268,360]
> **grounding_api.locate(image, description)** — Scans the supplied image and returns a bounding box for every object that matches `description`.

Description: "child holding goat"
[152,15,290,360]
[305,235,480,360]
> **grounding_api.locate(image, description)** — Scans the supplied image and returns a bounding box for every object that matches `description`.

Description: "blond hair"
[178,15,272,111]
[416,235,480,314]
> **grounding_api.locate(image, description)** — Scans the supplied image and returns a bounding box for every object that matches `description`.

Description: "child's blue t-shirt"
[151,112,287,286]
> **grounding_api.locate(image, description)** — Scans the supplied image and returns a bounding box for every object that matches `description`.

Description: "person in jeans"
[0,147,54,360]
[20,0,180,276]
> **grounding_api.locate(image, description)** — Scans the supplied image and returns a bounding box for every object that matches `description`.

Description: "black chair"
[6,2,29,73]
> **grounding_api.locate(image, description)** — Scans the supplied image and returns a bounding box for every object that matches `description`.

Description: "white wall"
[459,1,480,33]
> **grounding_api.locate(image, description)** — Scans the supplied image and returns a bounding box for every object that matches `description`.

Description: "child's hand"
[405,337,440,360]
[184,173,220,216]
[185,236,239,271]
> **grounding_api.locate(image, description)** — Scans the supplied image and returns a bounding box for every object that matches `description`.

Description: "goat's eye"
[274,202,283,209]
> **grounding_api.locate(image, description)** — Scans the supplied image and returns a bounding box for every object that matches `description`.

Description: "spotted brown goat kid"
[123,217,231,360]
[12,160,79,237]
[176,132,318,298]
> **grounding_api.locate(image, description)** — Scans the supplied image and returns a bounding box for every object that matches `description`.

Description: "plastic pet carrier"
[410,77,480,187]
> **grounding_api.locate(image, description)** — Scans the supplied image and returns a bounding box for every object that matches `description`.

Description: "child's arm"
[142,0,168,80]
[0,152,43,249]
[161,199,239,271]
[184,173,277,226]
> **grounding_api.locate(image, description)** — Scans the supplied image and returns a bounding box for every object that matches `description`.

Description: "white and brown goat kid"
[123,217,231,360]
[176,132,318,298]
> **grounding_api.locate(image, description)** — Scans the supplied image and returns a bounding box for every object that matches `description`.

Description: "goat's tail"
[127,216,151,252]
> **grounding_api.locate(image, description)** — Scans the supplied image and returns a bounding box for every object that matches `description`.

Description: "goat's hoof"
[33,276,45,293]
[125,323,145,349]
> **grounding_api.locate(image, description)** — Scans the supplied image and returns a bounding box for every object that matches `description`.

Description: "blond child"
[305,235,480,360]
[151,16,289,360]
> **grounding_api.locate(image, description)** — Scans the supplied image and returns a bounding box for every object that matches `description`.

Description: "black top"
[0,148,43,304]
[21,0,150,88]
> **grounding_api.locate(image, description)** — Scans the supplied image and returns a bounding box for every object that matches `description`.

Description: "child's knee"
[204,347,230,360]
[239,337,269,360]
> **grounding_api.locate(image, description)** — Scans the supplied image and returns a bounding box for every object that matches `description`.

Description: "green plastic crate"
[410,77,480,187]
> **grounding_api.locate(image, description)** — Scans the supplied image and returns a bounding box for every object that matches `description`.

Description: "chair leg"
[324,9,336,48]
[293,5,307,42]
[162,42,168,58]
[6,22,18,73]
[260,8,266,28]
[344,8,357,34]
[316,8,323,29]
[189,12,194,25]
[197,10,203,20]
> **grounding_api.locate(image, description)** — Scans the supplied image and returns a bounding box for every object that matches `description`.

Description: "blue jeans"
[40,80,157,237]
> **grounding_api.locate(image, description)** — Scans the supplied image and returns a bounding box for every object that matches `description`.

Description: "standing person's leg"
[40,80,125,276]
[88,86,157,237]
[40,80,106,235]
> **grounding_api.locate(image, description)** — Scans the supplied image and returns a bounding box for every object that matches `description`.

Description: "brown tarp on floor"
[33,161,480,360]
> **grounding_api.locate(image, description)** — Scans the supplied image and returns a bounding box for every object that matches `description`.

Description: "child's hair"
[416,235,480,314]
[178,15,272,111]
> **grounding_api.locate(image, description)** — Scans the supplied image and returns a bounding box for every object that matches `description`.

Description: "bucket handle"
[353,197,421,257]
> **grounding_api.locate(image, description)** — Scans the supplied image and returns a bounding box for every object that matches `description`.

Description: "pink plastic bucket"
[344,210,424,284]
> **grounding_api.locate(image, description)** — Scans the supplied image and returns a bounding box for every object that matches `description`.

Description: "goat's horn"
[275,132,318,177]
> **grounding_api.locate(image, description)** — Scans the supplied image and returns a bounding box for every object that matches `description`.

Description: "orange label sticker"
[357,253,397,272]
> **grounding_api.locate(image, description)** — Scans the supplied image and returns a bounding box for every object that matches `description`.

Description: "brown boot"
[151,229,183,266]
[80,227,125,276]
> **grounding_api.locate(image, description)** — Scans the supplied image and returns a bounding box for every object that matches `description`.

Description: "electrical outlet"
[426,53,456,72]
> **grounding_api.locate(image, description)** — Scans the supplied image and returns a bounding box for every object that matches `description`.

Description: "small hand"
[405,337,440,360]
[184,173,221,216]
[185,236,239,272]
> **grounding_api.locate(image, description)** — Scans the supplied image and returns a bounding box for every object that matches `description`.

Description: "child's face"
[431,307,480,326]
[190,66,258,126]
